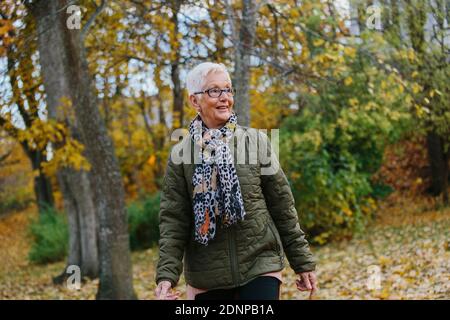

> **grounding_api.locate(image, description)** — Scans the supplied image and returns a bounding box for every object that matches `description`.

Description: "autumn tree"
[0,4,54,213]
[22,0,101,282]
[28,0,135,299]
[225,0,258,127]
[355,0,450,203]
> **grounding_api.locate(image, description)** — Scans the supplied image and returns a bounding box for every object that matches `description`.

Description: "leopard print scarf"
[189,112,246,245]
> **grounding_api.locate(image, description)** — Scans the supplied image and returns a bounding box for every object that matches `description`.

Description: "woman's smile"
[216,105,230,112]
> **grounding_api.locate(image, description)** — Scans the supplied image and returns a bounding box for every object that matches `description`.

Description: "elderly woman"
[154,62,317,300]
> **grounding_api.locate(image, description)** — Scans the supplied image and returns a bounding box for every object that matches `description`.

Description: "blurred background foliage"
[0,0,448,263]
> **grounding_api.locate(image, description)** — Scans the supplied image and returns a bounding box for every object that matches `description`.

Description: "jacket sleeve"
[155,154,192,288]
[259,132,316,273]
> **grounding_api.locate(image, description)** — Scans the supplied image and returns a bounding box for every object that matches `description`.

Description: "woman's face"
[189,71,234,129]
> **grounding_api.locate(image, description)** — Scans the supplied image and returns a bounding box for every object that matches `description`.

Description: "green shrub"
[28,206,68,264]
[279,38,413,244]
[26,193,161,264]
[128,193,160,250]
[371,183,394,200]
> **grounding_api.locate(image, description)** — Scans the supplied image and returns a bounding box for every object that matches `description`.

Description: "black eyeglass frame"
[193,87,236,98]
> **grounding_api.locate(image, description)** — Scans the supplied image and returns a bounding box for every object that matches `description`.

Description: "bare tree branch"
[224,0,238,46]
[0,148,13,165]
[81,0,107,40]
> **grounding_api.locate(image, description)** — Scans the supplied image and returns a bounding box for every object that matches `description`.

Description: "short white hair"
[185,62,231,96]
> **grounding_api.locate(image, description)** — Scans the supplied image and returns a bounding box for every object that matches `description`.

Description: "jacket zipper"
[227,227,239,286]
[268,222,284,265]
[267,222,279,253]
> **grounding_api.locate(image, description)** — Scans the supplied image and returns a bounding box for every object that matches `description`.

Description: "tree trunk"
[405,1,449,203]
[212,7,226,63]
[232,0,257,127]
[30,149,55,212]
[426,132,449,204]
[18,125,55,216]
[356,1,366,34]
[390,0,401,39]
[30,0,99,281]
[170,0,184,129]
[60,168,99,278]
[30,0,135,299]
[18,130,55,213]
[5,38,55,214]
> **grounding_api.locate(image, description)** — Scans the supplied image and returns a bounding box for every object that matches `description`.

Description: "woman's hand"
[296,271,318,300]
[155,280,180,300]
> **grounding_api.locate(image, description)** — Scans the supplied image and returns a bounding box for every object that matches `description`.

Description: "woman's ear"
[189,94,202,113]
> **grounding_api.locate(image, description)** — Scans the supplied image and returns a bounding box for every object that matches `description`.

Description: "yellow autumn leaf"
[412,83,422,94]
[335,214,344,224]
[343,46,356,58]
[342,207,353,216]
[344,77,353,86]
[407,49,415,61]
[349,98,359,107]
[147,155,156,166]
[313,38,324,47]
[378,288,391,300]
[378,255,392,266]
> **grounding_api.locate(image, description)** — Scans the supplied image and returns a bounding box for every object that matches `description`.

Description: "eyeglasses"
[194,87,236,98]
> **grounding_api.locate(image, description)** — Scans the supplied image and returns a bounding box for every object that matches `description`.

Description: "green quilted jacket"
[155,125,316,290]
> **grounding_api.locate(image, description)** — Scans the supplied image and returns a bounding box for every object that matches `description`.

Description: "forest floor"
[0,192,449,300]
